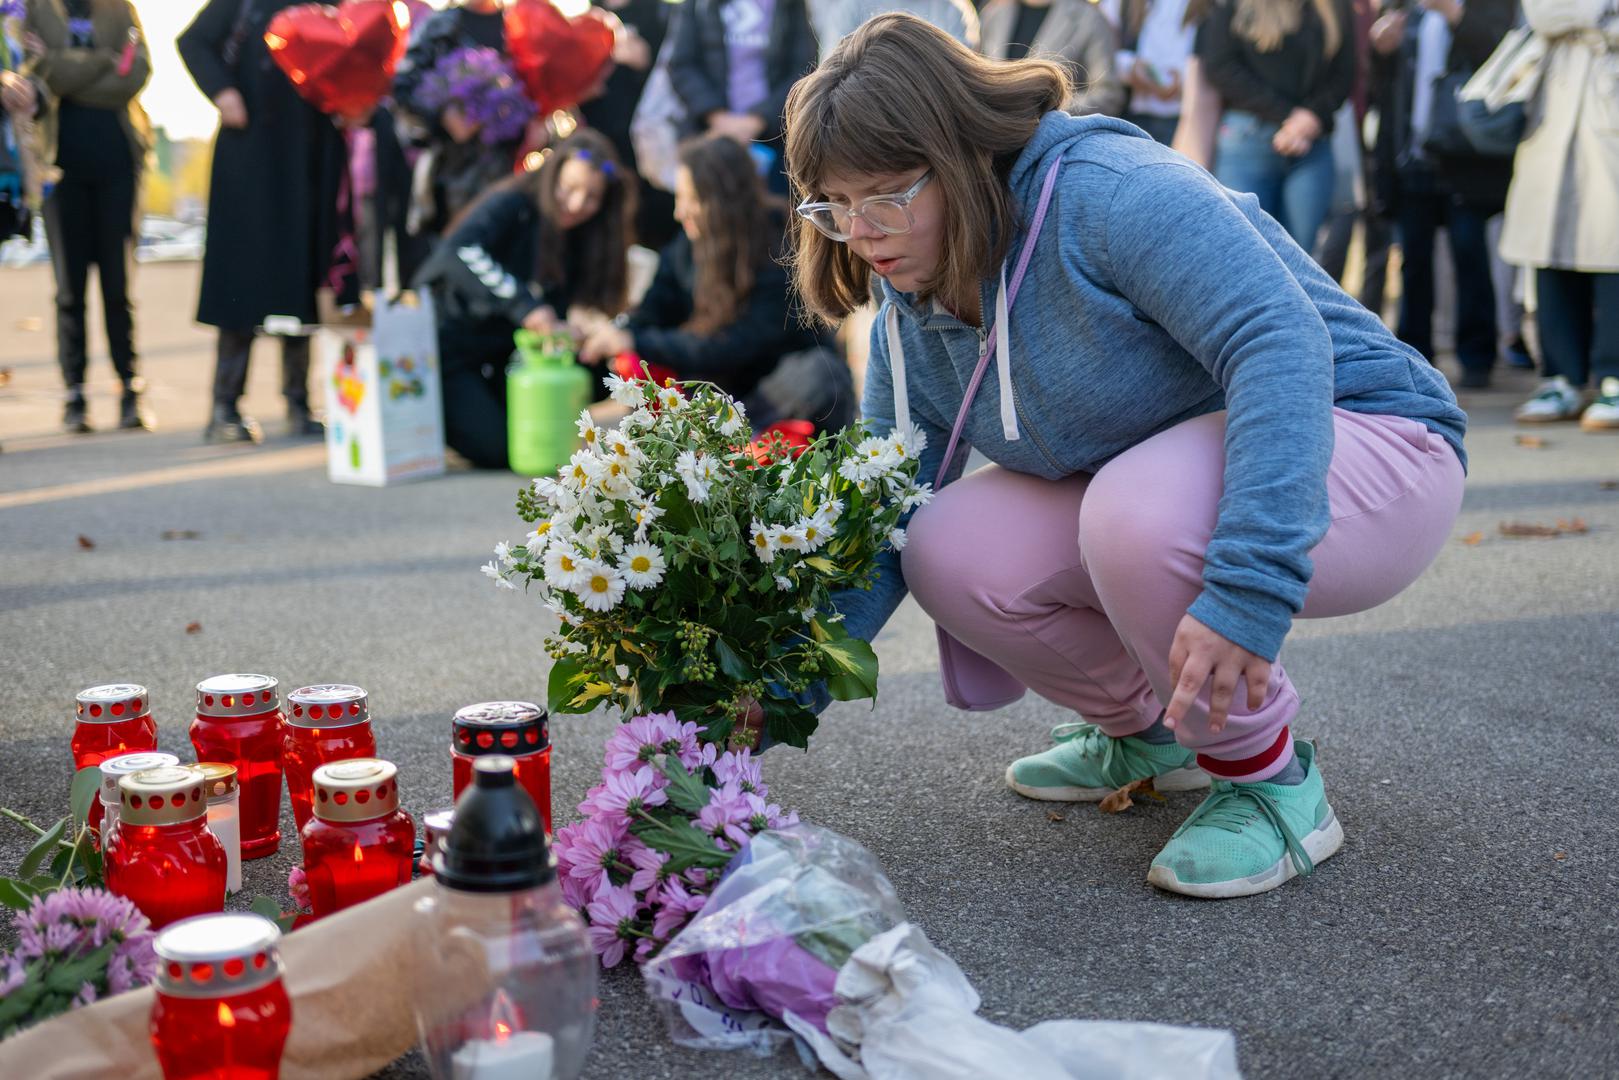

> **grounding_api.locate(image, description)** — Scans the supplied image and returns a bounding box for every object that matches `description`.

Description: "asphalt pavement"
[2,262,1616,1079]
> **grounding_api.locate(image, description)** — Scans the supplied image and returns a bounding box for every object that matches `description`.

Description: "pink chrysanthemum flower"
[585,885,644,968]
[603,712,682,773]
[595,766,669,817]
[626,840,671,894]
[696,784,754,848]
[712,748,766,795]
[564,817,628,895]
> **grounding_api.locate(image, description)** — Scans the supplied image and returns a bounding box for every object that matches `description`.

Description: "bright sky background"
[139,0,455,140]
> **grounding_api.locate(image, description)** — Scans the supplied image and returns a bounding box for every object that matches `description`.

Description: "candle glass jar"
[281,684,377,834]
[451,702,552,834]
[150,912,291,1080]
[73,684,158,836]
[418,807,454,878]
[415,757,596,1080]
[300,758,416,919]
[106,766,227,929]
[98,752,180,854]
[192,675,285,860]
[198,763,243,894]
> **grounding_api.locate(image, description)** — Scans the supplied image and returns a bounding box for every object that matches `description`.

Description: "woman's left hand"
[1164,613,1272,735]
[580,326,632,365]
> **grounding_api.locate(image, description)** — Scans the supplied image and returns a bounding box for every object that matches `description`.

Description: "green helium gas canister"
[507,329,591,475]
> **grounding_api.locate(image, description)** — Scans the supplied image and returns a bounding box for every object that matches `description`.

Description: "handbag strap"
[932,158,1064,489]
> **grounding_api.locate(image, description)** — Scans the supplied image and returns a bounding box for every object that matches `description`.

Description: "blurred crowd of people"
[1,0,1615,454]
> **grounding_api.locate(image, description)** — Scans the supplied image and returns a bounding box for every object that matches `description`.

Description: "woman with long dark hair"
[580,134,845,428]
[414,129,634,469]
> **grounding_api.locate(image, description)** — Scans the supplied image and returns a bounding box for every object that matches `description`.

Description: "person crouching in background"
[578,134,853,435]
[413,129,634,469]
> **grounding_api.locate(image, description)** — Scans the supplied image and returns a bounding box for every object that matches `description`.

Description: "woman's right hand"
[214,88,249,129]
[522,305,561,335]
[1370,10,1407,55]
[0,72,35,116]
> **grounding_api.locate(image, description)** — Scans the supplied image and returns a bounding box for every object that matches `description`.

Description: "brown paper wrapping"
[0,878,439,1079]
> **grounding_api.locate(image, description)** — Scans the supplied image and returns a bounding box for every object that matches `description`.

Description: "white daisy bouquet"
[484,376,930,748]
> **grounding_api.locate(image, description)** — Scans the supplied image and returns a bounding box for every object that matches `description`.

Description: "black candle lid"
[451,701,550,758]
[433,756,554,893]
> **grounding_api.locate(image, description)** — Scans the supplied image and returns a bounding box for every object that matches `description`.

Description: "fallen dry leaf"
[1600,481,1618,491]
[1499,519,1588,539]
[184,621,202,635]
[1553,852,1567,861]
[76,535,95,550]
[1099,776,1160,814]
[1045,810,1065,823]
[0,367,11,387]
[1514,434,1548,449]
[1461,531,1485,546]
[161,529,202,541]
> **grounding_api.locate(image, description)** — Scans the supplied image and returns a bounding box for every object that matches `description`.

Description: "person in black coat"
[413,129,634,469]
[578,134,850,430]
[665,0,817,195]
[1368,0,1513,389]
[179,0,348,443]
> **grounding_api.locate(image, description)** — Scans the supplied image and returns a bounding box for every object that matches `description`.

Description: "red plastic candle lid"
[154,913,283,998]
[75,683,151,723]
[195,674,281,718]
[286,684,371,729]
[452,701,549,758]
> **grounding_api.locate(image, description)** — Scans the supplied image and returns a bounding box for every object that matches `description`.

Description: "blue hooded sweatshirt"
[834,112,1467,664]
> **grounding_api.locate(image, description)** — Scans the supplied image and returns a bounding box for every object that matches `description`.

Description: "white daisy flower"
[618,542,667,588]
[575,411,602,450]
[493,541,514,565]
[655,385,687,412]
[774,574,793,592]
[524,519,556,555]
[480,560,514,588]
[621,407,656,432]
[749,521,777,564]
[837,456,872,485]
[604,374,648,408]
[796,605,817,622]
[891,423,928,460]
[543,545,589,589]
[565,450,603,493]
[716,401,747,438]
[798,515,831,552]
[770,524,807,552]
[887,527,909,551]
[597,458,638,500]
[675,450,716,504]
[572,559,626,612]
[818,497,845,523]
[603,429,643,465]
[901,484,934,512]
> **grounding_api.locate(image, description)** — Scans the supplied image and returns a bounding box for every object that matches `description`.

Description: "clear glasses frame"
[796,170,934,242]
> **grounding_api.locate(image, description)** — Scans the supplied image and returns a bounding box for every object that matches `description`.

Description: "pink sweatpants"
[901,409,1466,782]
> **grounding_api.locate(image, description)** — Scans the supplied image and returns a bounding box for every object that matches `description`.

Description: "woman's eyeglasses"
[796,170,933,242]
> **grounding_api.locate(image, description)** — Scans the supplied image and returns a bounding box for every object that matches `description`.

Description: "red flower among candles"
[452,702,552,834]
[105,765,227,930]
[73,683,158,836]
[149,912,292,1080]
[281,683,378,833]
[300,758,416,918]
[191,675,286,860]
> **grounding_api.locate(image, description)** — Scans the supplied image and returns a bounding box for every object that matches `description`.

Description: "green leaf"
[629,816,733,875]
[656,757,713,816]
[42,941,116,993]
[762,701,819,749]
[0,879,39,909]
[69,767,100,831]
[819,636,879,702]
[547,655,592,714]
[0,980,46,1035]
[248,895,296,932]
[27,875,58,892]
[18,818,67,879]
[712,638,753,682]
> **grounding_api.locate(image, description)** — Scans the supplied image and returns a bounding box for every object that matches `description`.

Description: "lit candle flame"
[217,1002,236,1028]
[494,1020,512,1042]
[353,844,364,863]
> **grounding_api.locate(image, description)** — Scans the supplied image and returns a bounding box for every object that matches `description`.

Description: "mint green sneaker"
[1004,721,1210,802]
[1147,741,1343,899]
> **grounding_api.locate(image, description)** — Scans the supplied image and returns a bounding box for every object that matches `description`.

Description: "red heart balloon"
[504,0,617,115]
[265,0,411,119]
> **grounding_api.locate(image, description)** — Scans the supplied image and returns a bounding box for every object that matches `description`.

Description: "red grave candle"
[73,683,158,836]
[150,912,291,1080]
[106,766,227,930]
[192,675,285,860]
[281,684,377,834]
[300,758,416,919]
[451,702,552,833]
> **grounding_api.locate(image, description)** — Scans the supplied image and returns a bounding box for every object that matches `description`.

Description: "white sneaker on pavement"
[1515,376,1585,423]
[1580,377,1619,432]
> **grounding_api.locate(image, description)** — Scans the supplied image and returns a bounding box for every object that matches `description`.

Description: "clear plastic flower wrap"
[641,824,904,1055]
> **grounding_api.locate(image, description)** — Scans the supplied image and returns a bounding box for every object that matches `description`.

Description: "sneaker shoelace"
[1049,721,1162,788]
[1171,783,1315,878]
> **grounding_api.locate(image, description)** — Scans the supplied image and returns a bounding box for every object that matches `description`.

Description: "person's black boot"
[203,404,261,444]
[286,402,324,438]
[63,389,92,434]
[119,383,152,431]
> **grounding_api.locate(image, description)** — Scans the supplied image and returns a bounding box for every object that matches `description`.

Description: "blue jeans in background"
[1213,110,1335,254]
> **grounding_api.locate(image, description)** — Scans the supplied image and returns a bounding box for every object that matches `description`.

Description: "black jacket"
[1196,0,1356,130]
[1369,0,1514,216]
[627,228,827,400]
[413,188,560,353]
[178,0,348,329]
[665,0,817,142]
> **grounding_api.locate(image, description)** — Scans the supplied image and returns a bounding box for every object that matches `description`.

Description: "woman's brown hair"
[1232,0,1341,58]
[783,13,1070,323]
[677,135,780,336]
[476,128,636,314]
